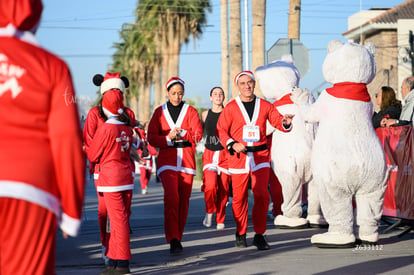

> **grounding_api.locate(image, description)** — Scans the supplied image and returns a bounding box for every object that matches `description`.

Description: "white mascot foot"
[356,232,379,245]
[311,232,355,248]
[306,214,329,228]
[274,215,309,229]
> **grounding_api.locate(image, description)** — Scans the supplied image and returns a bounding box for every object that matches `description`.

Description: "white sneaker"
[203,213,213,227]
[216,223,225,230]
[141,188,147,195]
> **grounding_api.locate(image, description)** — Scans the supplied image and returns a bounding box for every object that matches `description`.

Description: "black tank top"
[204,109,224,151]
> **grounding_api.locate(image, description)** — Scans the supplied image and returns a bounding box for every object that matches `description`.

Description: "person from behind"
[0,0,86,274]
[86,90,134,274]
[372,86,401,129]
[83,72,135,263]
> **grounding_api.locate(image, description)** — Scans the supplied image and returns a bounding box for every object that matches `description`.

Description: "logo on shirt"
[115,131,130,152]
[0,54,26,98]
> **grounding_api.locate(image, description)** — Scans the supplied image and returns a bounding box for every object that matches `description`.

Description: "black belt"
[172,140,192,148]
[245,144,267,152]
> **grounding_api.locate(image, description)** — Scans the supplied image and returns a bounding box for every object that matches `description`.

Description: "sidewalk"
[56,175,414,275]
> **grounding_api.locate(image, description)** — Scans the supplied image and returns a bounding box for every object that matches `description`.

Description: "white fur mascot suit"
[255,55,326,229]
[292,40,388,248]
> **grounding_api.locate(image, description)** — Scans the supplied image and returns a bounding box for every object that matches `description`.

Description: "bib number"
[243,125,260,142]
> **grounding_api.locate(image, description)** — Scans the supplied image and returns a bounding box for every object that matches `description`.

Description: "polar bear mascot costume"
[255,55,326,229]
[291,40,388,248]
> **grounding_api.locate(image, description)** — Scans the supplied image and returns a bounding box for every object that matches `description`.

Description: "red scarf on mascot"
[326,82,370,102]
[273,93,293,107]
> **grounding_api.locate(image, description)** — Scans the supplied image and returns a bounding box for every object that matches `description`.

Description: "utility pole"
[288,0,301,40]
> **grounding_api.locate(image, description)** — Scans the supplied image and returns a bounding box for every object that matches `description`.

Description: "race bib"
[243,125,260,142]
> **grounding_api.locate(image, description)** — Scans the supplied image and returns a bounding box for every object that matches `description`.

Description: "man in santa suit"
[147,77,203,254]
[217,71,294,250]
[0,0,86,274]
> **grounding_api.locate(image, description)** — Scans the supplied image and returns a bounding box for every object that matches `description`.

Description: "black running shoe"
[170,238,183,254]
[253,234,270,250]
[235,233,247,248]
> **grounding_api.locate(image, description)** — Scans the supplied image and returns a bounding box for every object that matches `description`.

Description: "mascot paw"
[274,215,309,229]
[356,232,379,245]
[290,87,310,105]
[307,214,329,228]
[311,232,355,248]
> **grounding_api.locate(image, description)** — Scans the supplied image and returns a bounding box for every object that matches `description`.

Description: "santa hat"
[166,77,185,90]
[234,71,255,85]
[102,89,124,117]
[0,0,43,31]
[93,72,129,95]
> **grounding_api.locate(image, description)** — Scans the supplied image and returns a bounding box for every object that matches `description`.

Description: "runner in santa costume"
[217,71,294,250]
[134,125,158,194]
[147,77,203,254]
[0,1,85,274]
[201,87,231,230]
[83,72,135,260]
[86,89,134,274]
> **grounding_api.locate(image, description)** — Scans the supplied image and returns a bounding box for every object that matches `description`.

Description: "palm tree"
[113,1,211,119]
[135,0,211,107]
[220,0,229,103]
[229,0,242,98]
[251,0,265,98]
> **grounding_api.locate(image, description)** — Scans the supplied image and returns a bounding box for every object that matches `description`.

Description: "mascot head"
[255,54,300,101]
[323,40,376,85]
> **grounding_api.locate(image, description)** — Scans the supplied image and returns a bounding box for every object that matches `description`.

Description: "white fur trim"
[157,165,196,176]
[101,78,125,94]
[97,184,134,192]
[102,107,118,118]
[0,24,38,45]
[0,180,60,216]
[60,213,82,237]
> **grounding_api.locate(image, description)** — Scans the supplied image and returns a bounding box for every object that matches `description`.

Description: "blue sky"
[36,0,405,108]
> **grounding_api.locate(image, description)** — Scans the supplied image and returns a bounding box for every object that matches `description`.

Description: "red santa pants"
[95,179,109,247]
[231,167,270,235]
[202,171,230,224]
[160,170,193,243]
[139,166,151,190]
[0,198,56,275]
[269,169,283,217]
[103,190,132,260]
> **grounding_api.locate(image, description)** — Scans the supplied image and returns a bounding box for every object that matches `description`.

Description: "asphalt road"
[55,175,414,275]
